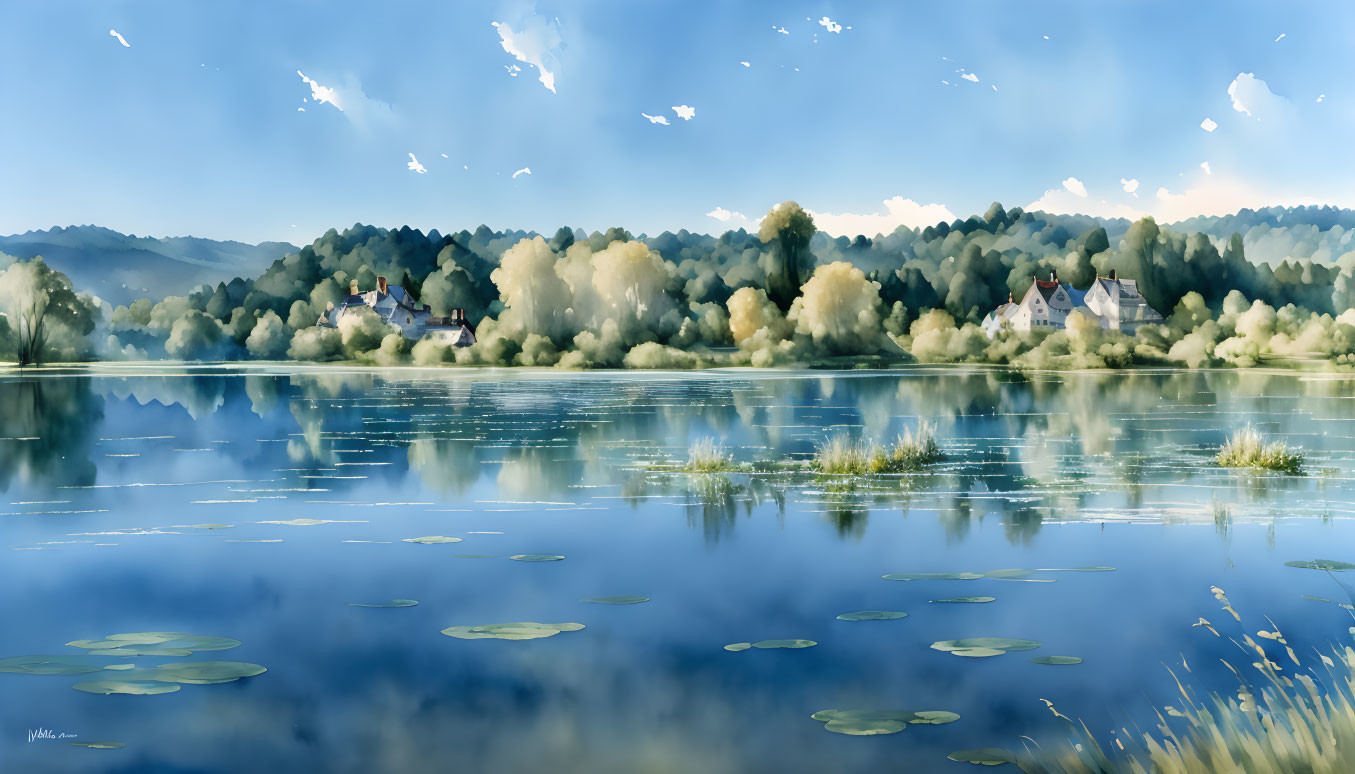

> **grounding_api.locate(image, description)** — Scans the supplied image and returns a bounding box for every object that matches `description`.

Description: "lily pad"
[441,622,585,640]
[510,554,564,562]
[67,633,241,655]
[751,639,817,649]
[931,638,1041,657]
[882,572,984,581]
[348,599,419,608]
[73,680,180,695]
[581,597,650,605]
[152,661,267,684]
[0,655,107,675]
[1030,656,1083,665]
[403,536,464,544]
[70,741,126,749]
[932,597,996,604]
[811,709,960,735]
[1286,559,1355,571]
[948,748,1018,766]
[836,611,908,621]
[723,643,752,651]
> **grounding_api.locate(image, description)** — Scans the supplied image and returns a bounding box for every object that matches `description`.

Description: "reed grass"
[684,437,736,473]
[1216,424,1304,475]
[1017,588,1355,774]
[812,423,942,475]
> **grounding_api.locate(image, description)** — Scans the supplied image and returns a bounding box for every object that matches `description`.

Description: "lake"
[2,364,1354,772]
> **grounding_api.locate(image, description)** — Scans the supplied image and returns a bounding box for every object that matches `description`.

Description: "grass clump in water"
[683,437,738,473]
[812,424,942,475]
[1216,424,1304,475]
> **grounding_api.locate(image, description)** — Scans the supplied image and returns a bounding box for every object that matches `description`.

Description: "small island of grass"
[812,425,943,475]
[1216,424,1304,475]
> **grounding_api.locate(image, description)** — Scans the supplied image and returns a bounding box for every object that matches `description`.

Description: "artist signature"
[28,728,78,742]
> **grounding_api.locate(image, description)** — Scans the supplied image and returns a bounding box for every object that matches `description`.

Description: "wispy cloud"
[641,112,670,125]
[673,105,695,120]
[492,10,562,94]
[407,153,427,174]
[960,72,979,83]
[808,196,958,238]
[1228,73,1285,118]
[739,61,750,68]
[297,71,341,111]
[705,207,745,223]
[1028,181,1143,220]
[1200,161,1211,176]
[1274,33,1286,42]
[109,29,130,48]
[512,167,532,179]
[818,17,842,34]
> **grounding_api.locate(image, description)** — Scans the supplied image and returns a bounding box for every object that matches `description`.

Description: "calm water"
[3,365,1355,772]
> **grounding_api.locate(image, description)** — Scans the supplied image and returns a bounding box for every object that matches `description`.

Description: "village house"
[981,270,1163,338]
[318,275,477,346]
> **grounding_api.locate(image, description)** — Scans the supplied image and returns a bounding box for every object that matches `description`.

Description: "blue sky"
[2,0,1353,243]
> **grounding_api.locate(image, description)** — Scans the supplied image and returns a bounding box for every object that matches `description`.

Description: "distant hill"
[0,226,298,305]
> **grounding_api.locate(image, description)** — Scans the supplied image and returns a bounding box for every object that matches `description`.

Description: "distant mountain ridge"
[0,226,298,305]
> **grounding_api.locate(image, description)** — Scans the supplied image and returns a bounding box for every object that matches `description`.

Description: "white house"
[981,270,1163,338]
[1081,270,1163,334]
[318,276,476,346]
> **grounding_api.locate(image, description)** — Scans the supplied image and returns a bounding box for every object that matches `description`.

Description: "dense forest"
[6,202,1355,370]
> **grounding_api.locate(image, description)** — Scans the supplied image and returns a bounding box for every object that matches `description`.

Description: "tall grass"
[1018,588,1355,774]
[813,423,942,475]
[684,437,735,473]
[1216,424,1304,475]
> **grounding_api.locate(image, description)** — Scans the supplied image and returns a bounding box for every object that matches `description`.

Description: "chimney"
[349,280,359,295]
[377,276,388,295]
[1050,270,1058,282]
[1108,268,1117,281]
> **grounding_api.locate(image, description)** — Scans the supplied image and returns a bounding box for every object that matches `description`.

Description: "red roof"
[1035,280,1058,288]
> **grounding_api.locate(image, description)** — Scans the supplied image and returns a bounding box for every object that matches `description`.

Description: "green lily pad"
[931,638,1041,657]
[752,639,817,649]
[581,597,651,605]
[0,655,107,675]
[836,611,908,621]
[1286,559,1355,571]
[932,597,996,604]
[948,748,1018,766]
[510,554,564,562]
[67,633,241,655]
[73,680,180,695]
[811,709,960,735]
[348,599,419,608]
[152,661,267,684]
[882,572,984,581]
[441,622,585,640]
[1030,656,1083,665]
[70,741,126,749]
[403,536,464,544]
[723,642,752,651]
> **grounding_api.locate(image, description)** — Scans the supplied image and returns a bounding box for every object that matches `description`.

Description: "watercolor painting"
[6,2,1355,771]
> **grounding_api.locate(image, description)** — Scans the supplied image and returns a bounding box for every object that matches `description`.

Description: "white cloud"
[1200,161,1212,176]
[960,72,979,83]
[297,107,305,112]
[773,26,788,35]
[818,17,842,33]
[109,29,130,48]
[740,61,750,68]
[297,70,342,111]
[1121,178,1140,196]
[1317,94,1326,103]
[407,153,427,174]
[807,196,958,238]
[1274,33,1286,42]
[512,167,531,179]
[1027,182,1145,220]
[705,207,749,227]
[672,105,695,120]
[641,112,670,125]
[1228,73,1285,118]
[492,13,562,94]
[1200,117,1218,132]
[1151,179,1313,222]
[441,153,448,158]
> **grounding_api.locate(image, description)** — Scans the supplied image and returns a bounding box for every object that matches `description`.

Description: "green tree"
[0,257,97,366]
[758,201,816,311]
